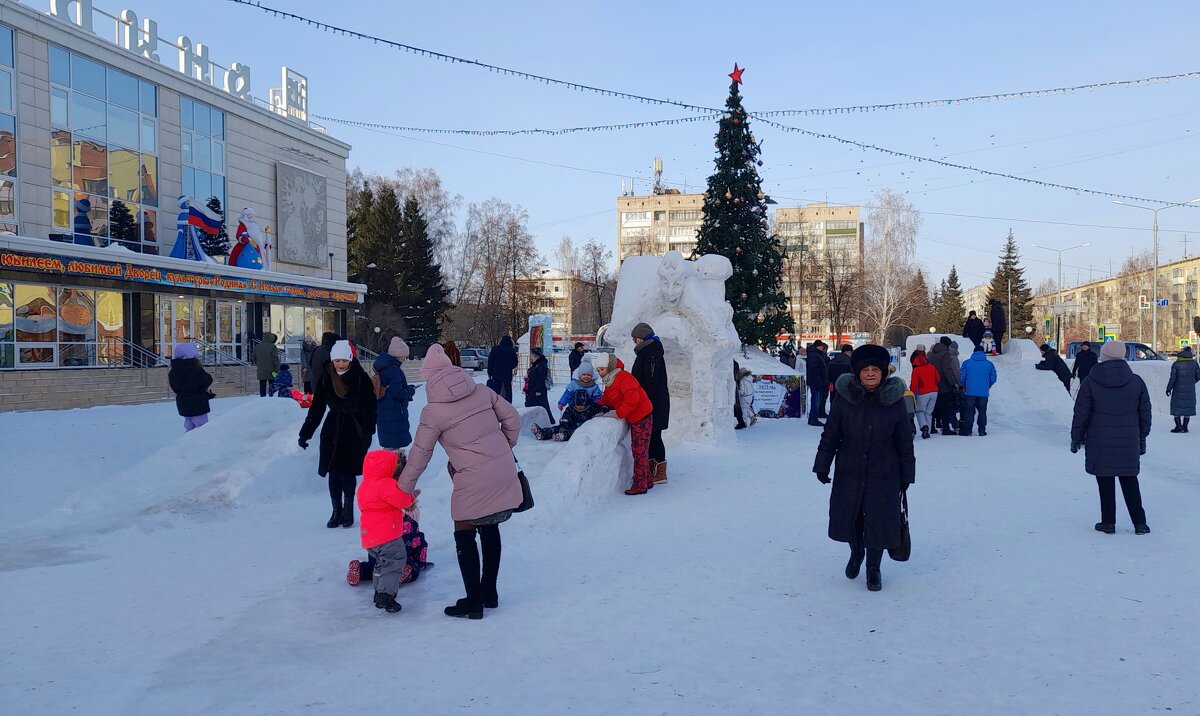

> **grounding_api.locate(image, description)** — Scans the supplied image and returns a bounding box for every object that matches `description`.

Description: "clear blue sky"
[61,0,1200,289]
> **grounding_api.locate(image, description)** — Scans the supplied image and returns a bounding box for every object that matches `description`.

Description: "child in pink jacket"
[356,449,417,614]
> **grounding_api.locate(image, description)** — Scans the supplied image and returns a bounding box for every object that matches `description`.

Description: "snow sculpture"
[607,251,741,447]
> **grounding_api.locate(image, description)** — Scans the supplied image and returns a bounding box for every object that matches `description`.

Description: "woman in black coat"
[631,322,670,483]
[299,340,378,529]
[523,347,555,425]
[813,344,916,592]
[1070,340,1151,535]
[167,342,213,431]
[487,336,518,402]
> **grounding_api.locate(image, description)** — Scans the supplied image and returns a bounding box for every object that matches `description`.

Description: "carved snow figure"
[607,251,741,447]
[229,207,266,270]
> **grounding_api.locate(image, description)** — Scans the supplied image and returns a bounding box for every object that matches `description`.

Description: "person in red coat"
[595,353,655,495]
[908,349,941,439]
[356,450,417,613]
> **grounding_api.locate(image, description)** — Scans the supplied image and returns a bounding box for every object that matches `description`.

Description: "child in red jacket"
[355,450,418,613]
[909,350,941,439]
[595,353,656,495]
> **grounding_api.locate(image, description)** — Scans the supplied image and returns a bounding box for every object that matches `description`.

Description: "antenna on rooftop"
[652,156,665,195]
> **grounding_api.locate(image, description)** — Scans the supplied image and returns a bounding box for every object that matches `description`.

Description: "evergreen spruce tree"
[348,185,405,306]
[200,196,231,258]
[935,266,966,333]
[395,196,451,354]
[108,200,138,247]
[694,65,791,345]
[986,229,1034,334]
[907,268,936,334]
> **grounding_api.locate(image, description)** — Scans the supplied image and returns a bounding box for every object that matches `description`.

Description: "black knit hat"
[840,343,853,353]
[939,336,953,347]
[850,344,891,376]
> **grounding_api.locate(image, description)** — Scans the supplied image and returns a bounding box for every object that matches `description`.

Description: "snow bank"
[904,332,974,357]
[1005,338,1044,363]
[1130,361,1175,417]
[737,346,800,377]
[524,417,632,529]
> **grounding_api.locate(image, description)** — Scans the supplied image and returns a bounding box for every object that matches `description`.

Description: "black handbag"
[513,455,534,513]
[889,491,911,562]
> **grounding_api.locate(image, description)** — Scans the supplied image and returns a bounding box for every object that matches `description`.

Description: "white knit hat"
[330,340,354,362]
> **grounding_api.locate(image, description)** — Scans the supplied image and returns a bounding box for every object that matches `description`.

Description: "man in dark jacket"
[1070,340,1151,534]
[828,344,854,388]
[805,341,830,426]
[1072,342,1099,384]
[253,331,281,397]
[309,332,340,389]
[778,343,797,369]
[487,336,518,402]
[300,337,318,392]
[1036,344,1073,393]
[962,311,986,350]
[568,342,586,373]
[631,322,670,484]
[813,344,916,592]
[988,299,1007,354]
[928,337,961,435]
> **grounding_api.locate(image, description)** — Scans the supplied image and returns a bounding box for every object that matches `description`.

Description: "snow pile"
[736,346,800,377]
[1004,338,1045,363]
[524,418,632,529]
[1130,361,1175,417]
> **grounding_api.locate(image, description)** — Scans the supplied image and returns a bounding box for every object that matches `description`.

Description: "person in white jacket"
[737,368,757,426]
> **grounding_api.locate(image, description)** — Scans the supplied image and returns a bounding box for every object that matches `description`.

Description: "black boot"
[845,545,865,580]
[374,591,402,613]
[1171,417,1183,433]
[341,490,355,529]
[865,549,883,591]
[1183,417,1191,433]
[920,426,930,440]
[479,525,501,609]
[326,491,342,528]
[445,529,483,619]
[1094,522,1116,534]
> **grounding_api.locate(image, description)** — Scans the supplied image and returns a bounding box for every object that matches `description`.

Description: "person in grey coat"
[1166,346,1197,433]
[253,331,281,397]
[1070,340,1151,535]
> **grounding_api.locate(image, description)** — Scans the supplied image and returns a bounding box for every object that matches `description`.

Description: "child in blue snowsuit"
[269,363,294,397]
[532,358,607,442]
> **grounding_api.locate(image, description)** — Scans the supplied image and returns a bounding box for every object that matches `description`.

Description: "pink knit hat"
[1099,340,1125,362]
[421,343,452,378]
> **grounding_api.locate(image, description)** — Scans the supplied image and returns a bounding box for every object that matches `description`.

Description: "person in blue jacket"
[957,345,998,436]
[373,337,416,449]
[269,363,294,397]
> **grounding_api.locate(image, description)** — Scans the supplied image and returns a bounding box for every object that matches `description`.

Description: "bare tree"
[862,189,923,343]
[554,235,581,274]
[578,238,616,333]
[816,248,863,345]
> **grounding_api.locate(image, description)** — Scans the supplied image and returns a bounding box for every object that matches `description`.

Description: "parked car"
[1066,341,1164,361]
[460,348,489,371]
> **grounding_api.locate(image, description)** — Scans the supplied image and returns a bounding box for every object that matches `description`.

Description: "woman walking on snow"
[813,344,916,592]
[398,344,524,620]
[299,340,377,529]
[631,322,670,483]
[1166,346,1197,433]
[1070,340,1152,535]
[595,352,656,495]
[168,342,213,432]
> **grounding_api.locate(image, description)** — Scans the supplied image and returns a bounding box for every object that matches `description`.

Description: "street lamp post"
[1030,242,1090,351]
[1113,198,1200,351]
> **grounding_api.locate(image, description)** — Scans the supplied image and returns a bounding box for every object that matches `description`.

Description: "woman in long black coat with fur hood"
[813,344,916,592]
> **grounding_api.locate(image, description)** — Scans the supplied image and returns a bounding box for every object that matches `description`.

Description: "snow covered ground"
[2,359,1198,714]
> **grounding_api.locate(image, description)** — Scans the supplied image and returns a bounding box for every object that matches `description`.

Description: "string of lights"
[310,113,723,136]
[228,1,1197,118]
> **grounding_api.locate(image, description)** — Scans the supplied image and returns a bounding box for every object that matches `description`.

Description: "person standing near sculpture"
[962,311,986,350]
[988,299,1007,354]
[631,322,671,485]
[596,353,656,495]
[488,336,518,402]
[928,337,961,435]
[569,342,587,373]
[523,347,555,426]
[253,331,281,398]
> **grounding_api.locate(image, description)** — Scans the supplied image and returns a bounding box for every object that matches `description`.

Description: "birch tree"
[862,189,923,343]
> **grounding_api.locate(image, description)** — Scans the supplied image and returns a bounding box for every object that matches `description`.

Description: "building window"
[669,209,701,222]
[0,26,16,233]
[48,45,158,252]
[180,96,226,228]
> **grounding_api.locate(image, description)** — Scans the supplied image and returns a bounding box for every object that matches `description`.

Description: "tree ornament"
[752,269,759,277]
[734,198,741,205]
[735,247,742,254]
[725,188,732,199]
[757,191,765,200]
[740,292,747,301]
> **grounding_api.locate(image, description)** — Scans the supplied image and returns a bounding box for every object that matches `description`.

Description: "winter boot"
[979,427,987,436]
[445,529,484,619]
[653,461,668,485]
[865,549,884,592]
[959,429,972,436]
[552,430,566,442]
[920,426,930,440]
[374,592,402,613]
[479,525,501,609]
[1183,417,1191,433]
[1171,417,1183,433]
[347,559,362,587]
[341,492,355,529]
[326,505,342,529]
[1094,522,1116,534]
[1135,524,1151,535]
[845,546,865,580]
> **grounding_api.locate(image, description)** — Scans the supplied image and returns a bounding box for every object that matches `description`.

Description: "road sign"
[1156,299,1169,307]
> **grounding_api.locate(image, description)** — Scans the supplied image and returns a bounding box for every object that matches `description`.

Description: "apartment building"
[774,203,865,337]
[616,190,704,264]
[512,267,602,337]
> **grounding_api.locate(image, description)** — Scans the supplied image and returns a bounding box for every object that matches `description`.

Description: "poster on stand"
[751,375,804,418]
[527,313,553,357]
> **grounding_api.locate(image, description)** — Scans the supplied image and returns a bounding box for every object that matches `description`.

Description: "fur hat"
[631,322,654,340]
[330,340,354,362]
[840,343,853,353]
[850,344,891,376]
[387,336,410,359]
[1100,340,1126,362]
[939,336,953,347]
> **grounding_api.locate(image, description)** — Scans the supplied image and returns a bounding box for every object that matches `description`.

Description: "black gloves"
[1070,442,1081,454]
[816,472,831,485]
[298,437,308,450]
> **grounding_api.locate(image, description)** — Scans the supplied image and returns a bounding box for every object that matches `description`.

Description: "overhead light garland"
[310,112,723,136]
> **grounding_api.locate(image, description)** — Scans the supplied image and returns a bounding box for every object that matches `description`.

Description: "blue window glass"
[140,116,156,154]
[192,103,210,138]
[51,87,68,127]
[70,92,106,142]
[50,45,70,86]
[107,68,138,110]
[107,105,138,150]
[70,54,105,98]
[180,97,193,130]
[139,81,156,117]
[0,27,12,68]
[210,110,224,140]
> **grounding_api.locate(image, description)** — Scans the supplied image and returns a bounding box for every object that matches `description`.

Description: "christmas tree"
[395,196,451,354]
[934,266,966,333]
[986,229,1034,333]
[694,64,792,346]
[108,199,138,247]
[201,196,231,258]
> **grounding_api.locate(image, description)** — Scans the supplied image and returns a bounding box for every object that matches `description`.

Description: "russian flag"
[187,203,222,235]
